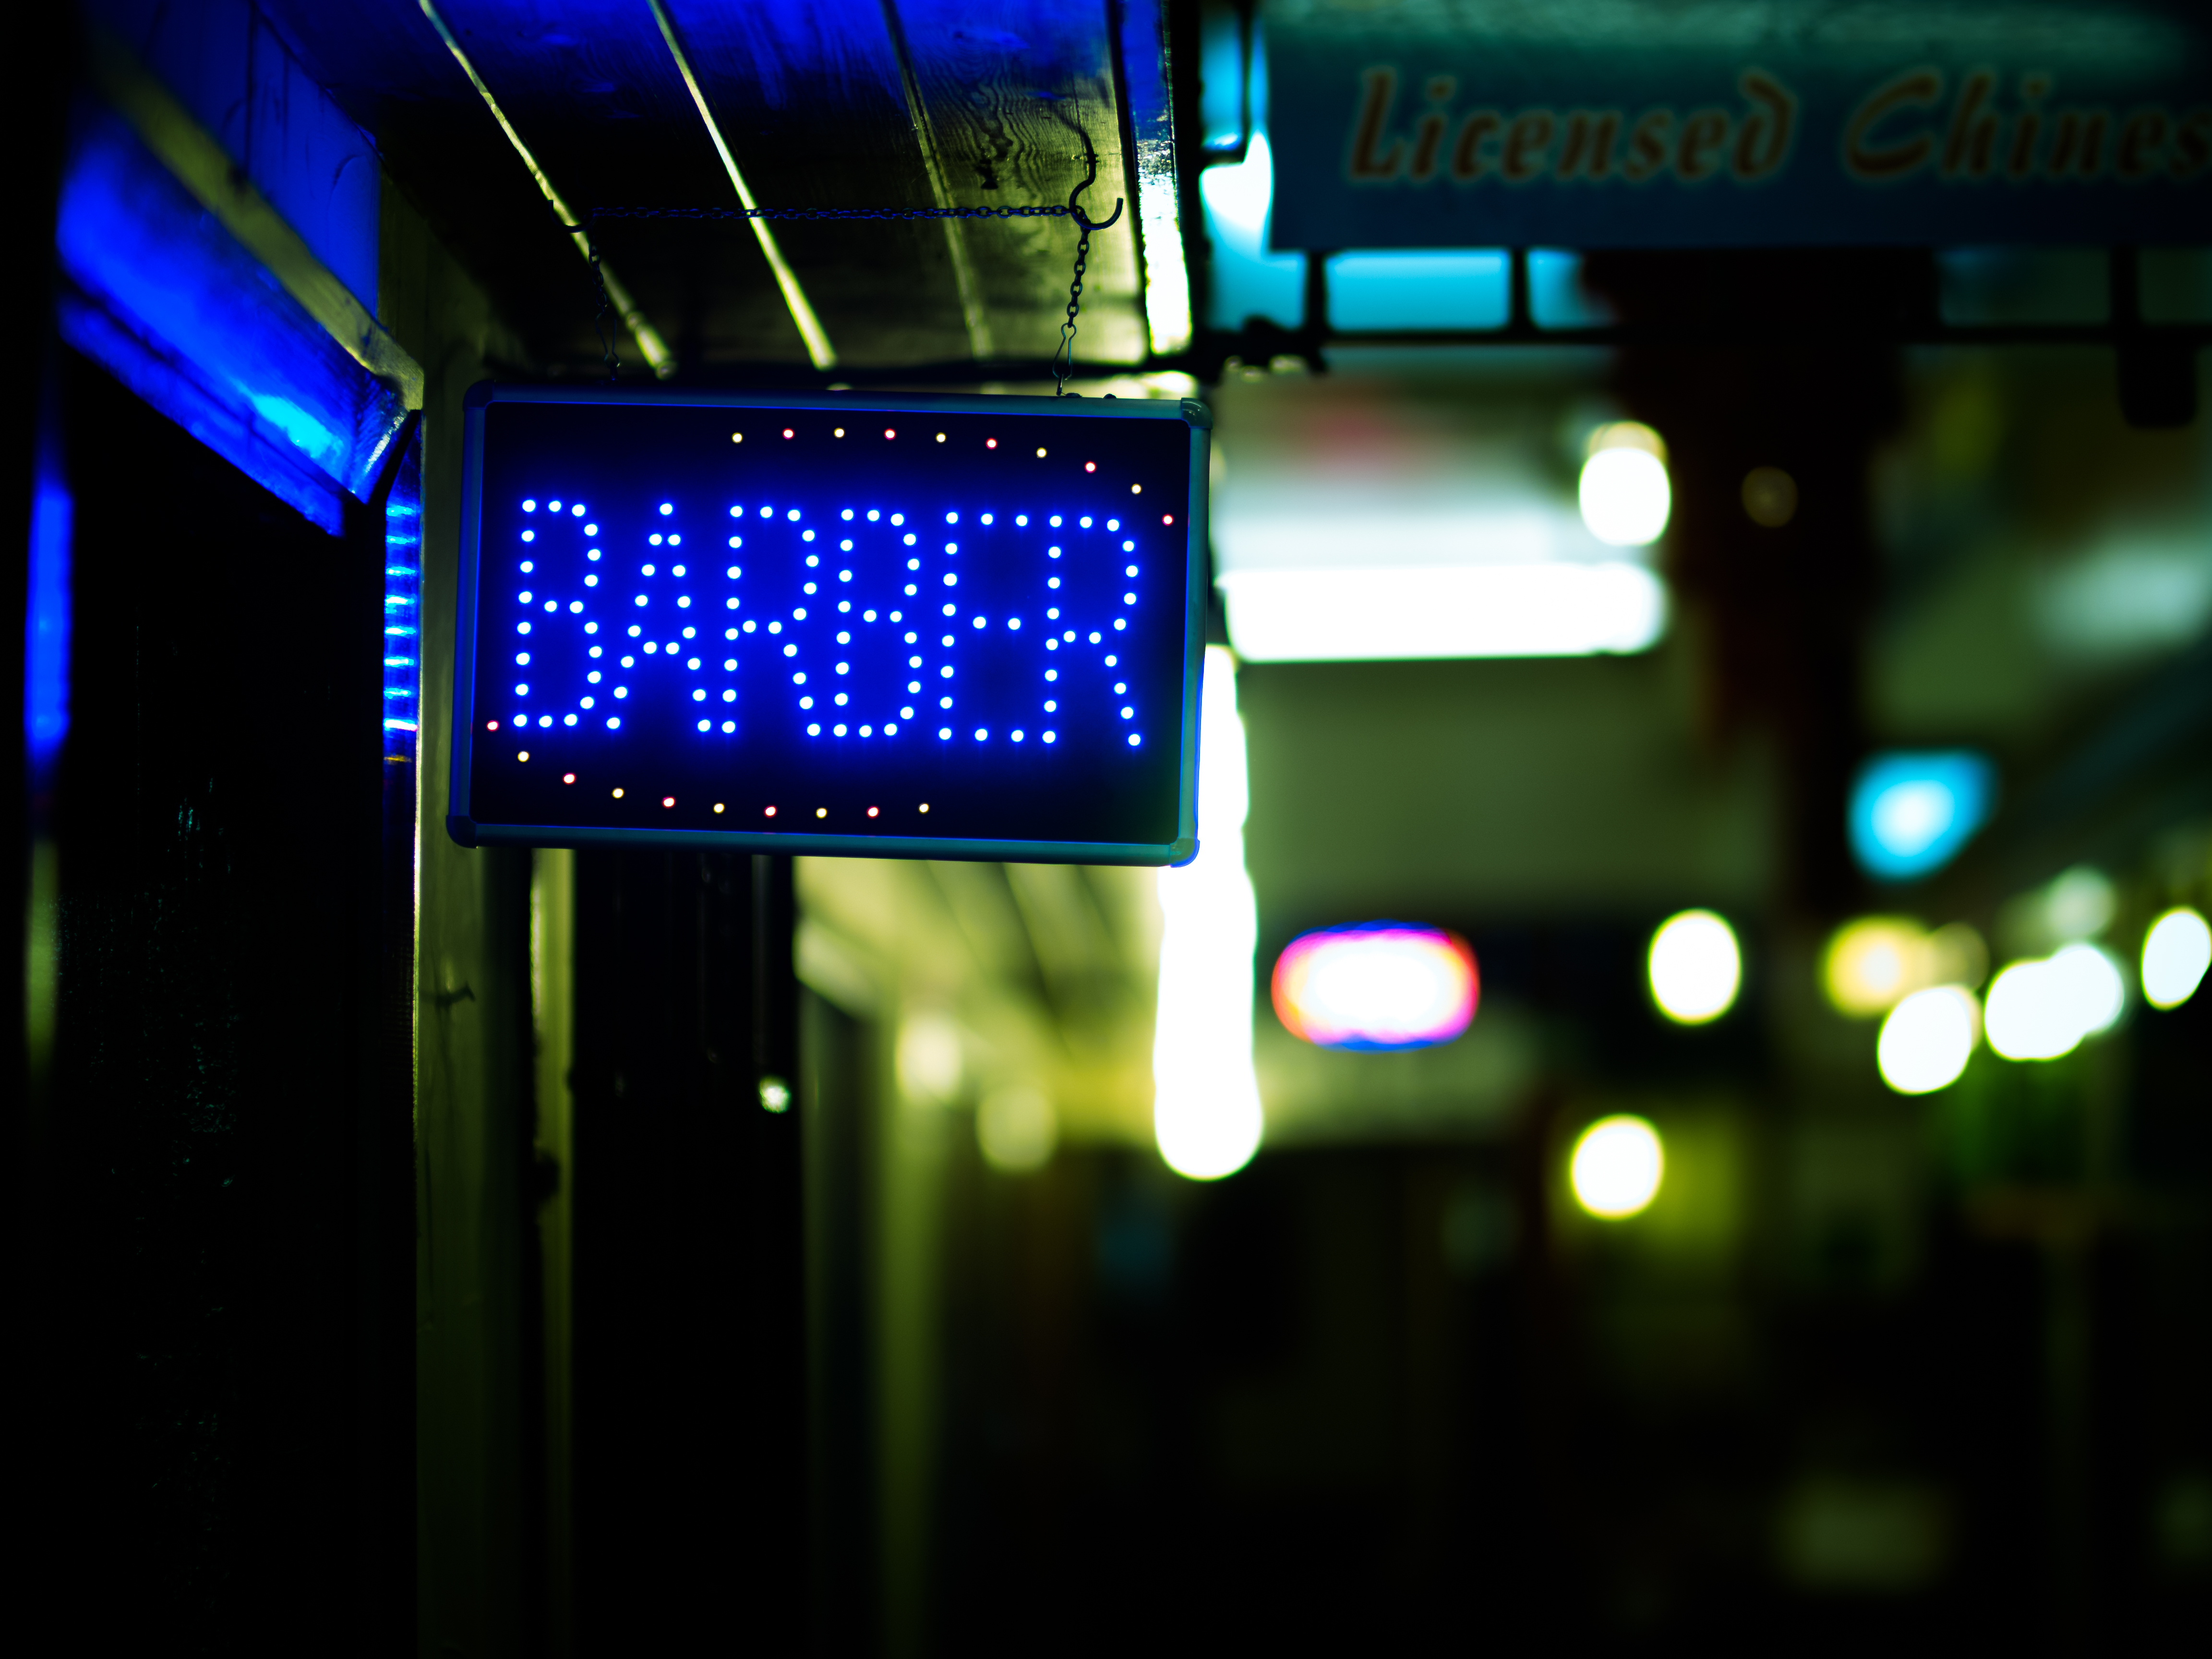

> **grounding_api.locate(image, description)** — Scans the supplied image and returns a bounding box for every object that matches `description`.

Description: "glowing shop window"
[1272,922,1478,1050]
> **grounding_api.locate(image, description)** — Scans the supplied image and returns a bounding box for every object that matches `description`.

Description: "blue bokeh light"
[1849,751,1998,882]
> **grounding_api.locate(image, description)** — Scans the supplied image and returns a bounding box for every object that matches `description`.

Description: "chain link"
[1054,219,1091,397]
[590,203,1077,223]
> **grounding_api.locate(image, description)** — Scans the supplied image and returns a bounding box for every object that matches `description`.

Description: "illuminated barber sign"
[1266,0,2210,248]
[450,388,1209,864]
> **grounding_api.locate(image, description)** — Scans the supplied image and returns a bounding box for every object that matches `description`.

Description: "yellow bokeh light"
[1570,1115,1665,1219]
[1822,917,1928,1018]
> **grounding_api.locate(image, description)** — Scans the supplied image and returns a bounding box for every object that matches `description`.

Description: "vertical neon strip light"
[383,436,423,757]
[25,413,70,1080]
[26,427,71,781]
[1153,646,1262,1179]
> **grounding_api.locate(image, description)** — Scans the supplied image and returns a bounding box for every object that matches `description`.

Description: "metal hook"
[1062,116,1124,232]
[1068,176,1123,233]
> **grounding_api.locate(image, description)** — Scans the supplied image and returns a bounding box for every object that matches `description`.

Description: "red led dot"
[765,805,777,817]
[487,720,500,731]
[563,772,576,784]
[986,438,997,449]
[662,796,676,808]
[867,806,879,818]
[884,428,896,440]
[1085,461,1096,472]
[782,428,794,439]
[1163,515,1174,525]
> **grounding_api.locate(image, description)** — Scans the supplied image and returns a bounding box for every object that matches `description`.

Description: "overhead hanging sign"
[451,388,1209,865]
[1264,0,2212,250]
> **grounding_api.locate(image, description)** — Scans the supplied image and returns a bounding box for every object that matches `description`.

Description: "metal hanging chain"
[1052,134,1123,397]
[556,155,1121,386]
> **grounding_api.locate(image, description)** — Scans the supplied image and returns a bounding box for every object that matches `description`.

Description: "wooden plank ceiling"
[257,0,1174,377]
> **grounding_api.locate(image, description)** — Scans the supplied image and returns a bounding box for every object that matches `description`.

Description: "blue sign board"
[1264,0,2211,249]
[451,387,1210,864]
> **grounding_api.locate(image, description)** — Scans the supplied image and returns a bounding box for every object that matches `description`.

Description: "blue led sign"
[451,387,1210,864]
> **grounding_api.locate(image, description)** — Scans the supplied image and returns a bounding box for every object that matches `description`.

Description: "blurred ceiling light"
[1877,986,1979,1094]
[1155,647,1263,1181]
[977,1087,1058,1174]
[1741,465,1799,528]
[1199,131,1304,331]
[1984,943,2128,1062]
[1925,922,1991,991]
[2044,865,2117,942]
[1588,421,1667,462]
[1216,562,1666,661]
[1272,923,1478,1050]
[1578,433,1671,547]
[1848,751,1996,882]
[2142,906,2212,1009]
[1822,917,1929,1018]
[897,1014,963,1102]
[1570,1115,1665,1219]
[1648,909,1742,1025]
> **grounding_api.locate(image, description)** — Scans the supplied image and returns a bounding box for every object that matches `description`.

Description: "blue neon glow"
[25,439,72,781]
[486,480,1159,752]
[383,435,423,752]
[1849,751,1998,882]
[56,102,406,535]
